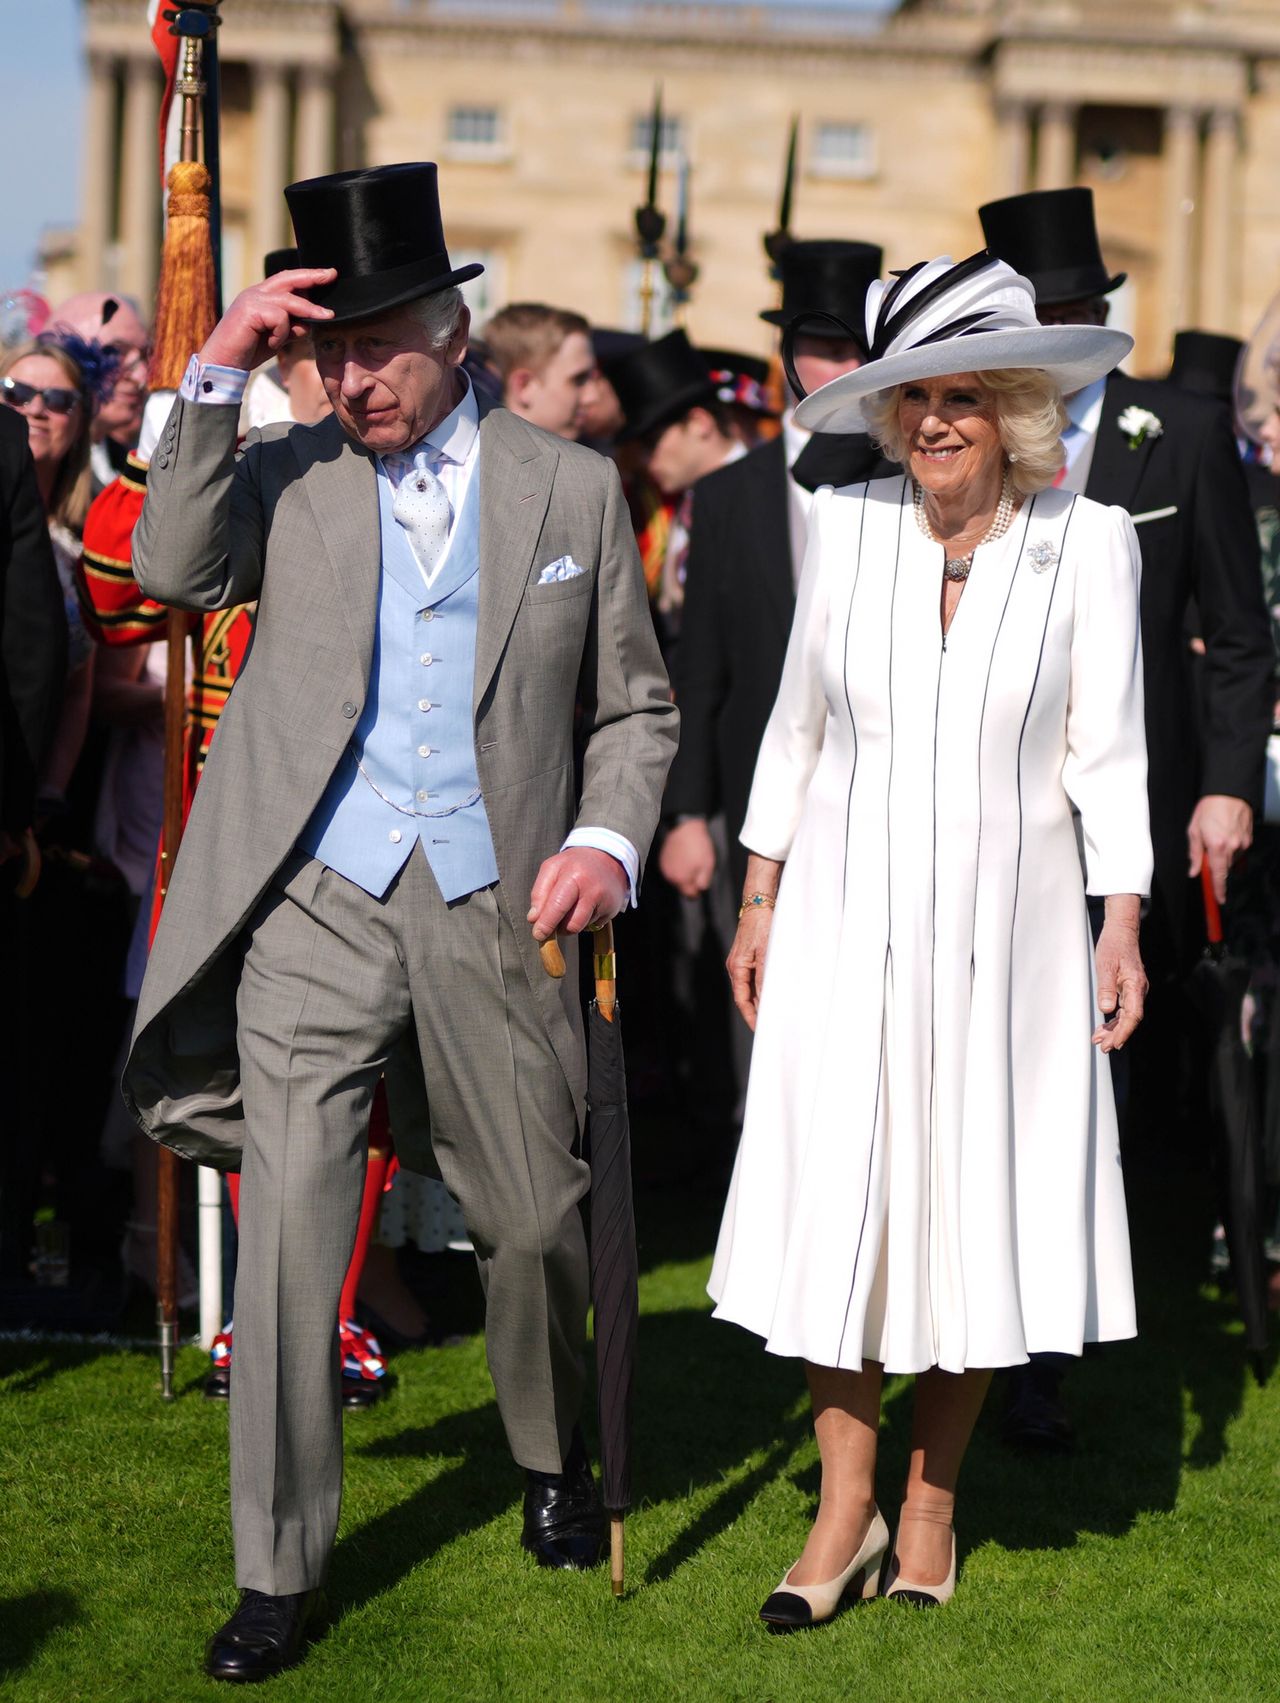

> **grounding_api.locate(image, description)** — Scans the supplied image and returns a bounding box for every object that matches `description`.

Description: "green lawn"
[2,1153,1276,1703]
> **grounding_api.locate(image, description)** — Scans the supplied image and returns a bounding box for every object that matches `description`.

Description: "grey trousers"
[230,847,589,1594]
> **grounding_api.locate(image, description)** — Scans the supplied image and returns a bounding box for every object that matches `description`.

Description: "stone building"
[66,0,1280,372]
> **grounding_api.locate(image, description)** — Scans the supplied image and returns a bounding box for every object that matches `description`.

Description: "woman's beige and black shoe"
[758,1508,890,1632]
[881,1527,957,1608]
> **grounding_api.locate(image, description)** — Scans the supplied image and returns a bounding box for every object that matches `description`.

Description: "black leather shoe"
[1001,1363,1075,1452]
[203,1588,325,1683]
[521,1430,606,1570]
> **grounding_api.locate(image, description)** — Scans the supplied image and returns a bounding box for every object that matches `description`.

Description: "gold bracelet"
[738,892,776,918]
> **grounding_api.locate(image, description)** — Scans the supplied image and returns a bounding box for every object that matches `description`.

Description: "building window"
[810,120,876,180]
[445,105,507,160]
[628,112,684,166]
[451,249,503,324]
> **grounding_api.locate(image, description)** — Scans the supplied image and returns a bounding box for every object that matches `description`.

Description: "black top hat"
[1168,329,1244,404]
[263,247,299,278]
[699,348,777,415]
[593,328,647,369]
[978,188,1125,306]
[760,240,884,335]
[608,330,716,441]
[285,163,483,325]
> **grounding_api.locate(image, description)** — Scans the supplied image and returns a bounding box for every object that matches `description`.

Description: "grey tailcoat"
[121,391,677,1172]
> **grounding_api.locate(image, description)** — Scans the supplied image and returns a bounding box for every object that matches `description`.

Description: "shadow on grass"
[0,1340,136,1395]
[0,1590,80,1675]
[330,1401,517,1613]
[296,1146,1276,1614]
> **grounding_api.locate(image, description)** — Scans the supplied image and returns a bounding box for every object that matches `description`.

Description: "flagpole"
[150,0,223,1401]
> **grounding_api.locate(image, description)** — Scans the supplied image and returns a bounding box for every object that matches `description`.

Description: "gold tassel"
[149,159,219,392]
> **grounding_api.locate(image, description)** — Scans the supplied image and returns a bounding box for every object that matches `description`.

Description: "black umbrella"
[1187,868,1269,1381]
[539,921,637,1595]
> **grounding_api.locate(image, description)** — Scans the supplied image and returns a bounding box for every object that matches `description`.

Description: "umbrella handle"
[1200,863,1224,946]
[537,936,566,977]
[610,1513,624,1598]
[593,919,616,1022]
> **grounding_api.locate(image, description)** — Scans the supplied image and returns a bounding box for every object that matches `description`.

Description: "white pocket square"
[537,555,587,584]
[1130,505,1177,526]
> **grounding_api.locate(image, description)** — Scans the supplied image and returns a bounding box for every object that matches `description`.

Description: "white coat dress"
[708,475,1152,1374]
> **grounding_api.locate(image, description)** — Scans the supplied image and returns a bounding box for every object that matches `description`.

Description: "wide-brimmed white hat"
[792,251,1132,434]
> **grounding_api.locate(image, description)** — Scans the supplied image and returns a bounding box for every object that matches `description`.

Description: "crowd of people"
[2,161,1278,1677]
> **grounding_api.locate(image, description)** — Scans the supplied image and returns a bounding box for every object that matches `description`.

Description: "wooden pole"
[154,25,211,1401]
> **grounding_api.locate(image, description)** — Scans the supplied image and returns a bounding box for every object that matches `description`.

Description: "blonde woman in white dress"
[708,255,1153,1624]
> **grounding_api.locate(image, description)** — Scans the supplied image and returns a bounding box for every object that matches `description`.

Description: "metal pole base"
[158,1304,177,1402]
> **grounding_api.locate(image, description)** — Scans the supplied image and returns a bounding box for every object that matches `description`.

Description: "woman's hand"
[1092,895,1147,1053]
[727,857,784,1031]
[727,907,773,1032]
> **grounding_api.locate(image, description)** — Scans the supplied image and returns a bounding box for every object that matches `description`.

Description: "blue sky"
[2,0,83,297]
[0,0,899,304]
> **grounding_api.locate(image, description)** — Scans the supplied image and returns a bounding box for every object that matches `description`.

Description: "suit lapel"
[293,415,382,682]
[473,408,558,709]
[1084,376,1159,512]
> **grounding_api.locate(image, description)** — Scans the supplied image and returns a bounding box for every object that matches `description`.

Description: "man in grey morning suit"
[122,164,676,1683]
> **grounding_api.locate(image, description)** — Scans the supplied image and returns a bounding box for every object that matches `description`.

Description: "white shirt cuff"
[180,354,250,406]
[561,828,640,908]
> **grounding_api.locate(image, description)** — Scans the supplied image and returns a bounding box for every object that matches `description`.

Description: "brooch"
[1117,405,1163,450]
[1026,540,1058,574]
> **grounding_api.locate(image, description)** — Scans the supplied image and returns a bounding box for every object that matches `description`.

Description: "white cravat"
[391,450,453,588]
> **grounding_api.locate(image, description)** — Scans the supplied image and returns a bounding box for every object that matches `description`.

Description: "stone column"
[251,61,291,267]
[295,64,335,183]
[996,100,1032,198]
[1162,105,1200,341]
[119,56,162,305]
[79,51,118,292]
[1037,102,1077,190]
[1199,108,1240,332]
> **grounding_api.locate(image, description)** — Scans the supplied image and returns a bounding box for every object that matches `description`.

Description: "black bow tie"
[790,431,883,493]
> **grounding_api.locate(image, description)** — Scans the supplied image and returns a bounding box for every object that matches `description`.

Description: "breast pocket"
[524,571,596,606]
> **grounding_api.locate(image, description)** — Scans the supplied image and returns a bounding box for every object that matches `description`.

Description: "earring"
[1007,452,1020,463]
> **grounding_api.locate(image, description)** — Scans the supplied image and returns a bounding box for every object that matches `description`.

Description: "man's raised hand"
[198,268,338,373]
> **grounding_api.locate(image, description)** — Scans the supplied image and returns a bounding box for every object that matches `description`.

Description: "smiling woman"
[710,253,1156,1628]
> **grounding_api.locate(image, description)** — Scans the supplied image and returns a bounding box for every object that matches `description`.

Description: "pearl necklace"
[913,472,1017,582]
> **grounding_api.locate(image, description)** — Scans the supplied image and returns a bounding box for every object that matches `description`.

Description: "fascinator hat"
[791,251,1132,435]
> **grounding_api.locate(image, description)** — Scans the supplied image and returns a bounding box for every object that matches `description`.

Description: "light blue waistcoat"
[297,457,500,903]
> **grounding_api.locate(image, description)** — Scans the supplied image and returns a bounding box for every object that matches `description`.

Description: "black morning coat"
[662,430,891,892]
[1084,373,1273,973]
[0,407,65,833]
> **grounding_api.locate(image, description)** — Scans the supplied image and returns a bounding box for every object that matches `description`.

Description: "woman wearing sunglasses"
[0,335,114,805]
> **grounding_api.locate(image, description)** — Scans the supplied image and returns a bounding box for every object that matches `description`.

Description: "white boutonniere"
[1117,405,1163,450]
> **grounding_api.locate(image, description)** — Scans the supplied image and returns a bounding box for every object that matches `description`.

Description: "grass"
[1,1147,1277,1703]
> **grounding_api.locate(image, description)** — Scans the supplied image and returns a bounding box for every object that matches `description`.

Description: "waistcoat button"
[342,701,357,718]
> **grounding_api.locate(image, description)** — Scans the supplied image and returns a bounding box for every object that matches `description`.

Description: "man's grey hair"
[406,287,466,349]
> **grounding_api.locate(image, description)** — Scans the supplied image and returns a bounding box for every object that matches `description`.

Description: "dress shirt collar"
[1064,376,1106,437]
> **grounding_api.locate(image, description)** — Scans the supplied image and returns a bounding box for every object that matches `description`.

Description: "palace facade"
[62,0,1280,372]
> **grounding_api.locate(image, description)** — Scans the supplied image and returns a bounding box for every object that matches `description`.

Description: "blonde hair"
[861,368,1067,496]
[483,303,590,379]
[1,340,94,532]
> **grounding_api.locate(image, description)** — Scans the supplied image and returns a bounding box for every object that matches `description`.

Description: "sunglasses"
[1,377,81,415]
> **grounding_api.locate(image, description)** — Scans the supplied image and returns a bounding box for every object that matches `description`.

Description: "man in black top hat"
[122,162,675,1680]
[659,238,892,904]
[979,185,1273,1446]
[608,328,748,624]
